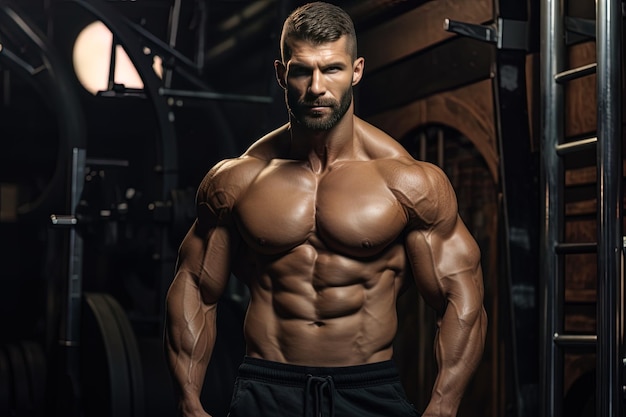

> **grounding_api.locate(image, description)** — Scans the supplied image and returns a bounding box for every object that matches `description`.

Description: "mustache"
[298,99,337,107]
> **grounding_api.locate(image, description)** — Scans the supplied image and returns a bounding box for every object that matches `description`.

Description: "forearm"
[424,295,487,417]
[165,274,217,417]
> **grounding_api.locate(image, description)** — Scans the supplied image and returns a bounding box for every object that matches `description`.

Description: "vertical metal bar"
[62,147,86,347]
[108,35,117,90]
[596,0,623,415]
[164,0,182,87]
[493,43,540,415]
[540,0,565,416]
[195,0,207,74]
[60,147,86,416]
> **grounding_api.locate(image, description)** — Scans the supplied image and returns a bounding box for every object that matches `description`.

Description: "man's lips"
[301,105,330,115]
[303,103,332,110]
[301,100,334,107]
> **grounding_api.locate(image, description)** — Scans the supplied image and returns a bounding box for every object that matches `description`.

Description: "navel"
[361,239,372,249]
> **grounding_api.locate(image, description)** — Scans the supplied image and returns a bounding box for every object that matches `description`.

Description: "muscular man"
[165,2,487,417]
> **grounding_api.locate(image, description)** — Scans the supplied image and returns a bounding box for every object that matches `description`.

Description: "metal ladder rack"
[540,0,623,416]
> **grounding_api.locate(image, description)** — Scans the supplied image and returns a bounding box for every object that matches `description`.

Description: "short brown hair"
[280,2,357,62]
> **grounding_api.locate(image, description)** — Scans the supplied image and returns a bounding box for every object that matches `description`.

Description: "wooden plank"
[565,288,597,304]
[565,161,626,186]
[358,36,494,117]
[565,200,597,216]
[359,0,493,72]
[565,42,597,138]
[365,79,499,181]
[566,166,597,185]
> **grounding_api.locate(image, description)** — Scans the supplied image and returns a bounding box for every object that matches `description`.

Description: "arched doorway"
[393,123,499,417]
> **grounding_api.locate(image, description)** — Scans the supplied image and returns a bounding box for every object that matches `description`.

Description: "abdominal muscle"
[240,242,406,366]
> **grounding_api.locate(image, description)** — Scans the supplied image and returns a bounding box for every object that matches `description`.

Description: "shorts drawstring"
[304,374,335,417]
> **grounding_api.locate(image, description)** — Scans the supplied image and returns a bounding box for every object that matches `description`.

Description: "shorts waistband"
[238,356,401,388]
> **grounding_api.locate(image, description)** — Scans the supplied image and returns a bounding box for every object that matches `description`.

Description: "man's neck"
[289,114,357,173]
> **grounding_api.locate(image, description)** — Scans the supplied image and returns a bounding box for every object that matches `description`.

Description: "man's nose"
[308,70,326,96]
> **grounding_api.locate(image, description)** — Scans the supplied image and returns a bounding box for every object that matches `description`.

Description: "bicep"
[174,210,238,306]
[405,215,483,314]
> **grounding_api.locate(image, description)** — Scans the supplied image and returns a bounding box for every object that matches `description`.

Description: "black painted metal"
[83,292,144,417]
[0,3,86,218]
[65,0,179,197]
[482,21,541,417]
[564,16,596,44]
[493,46,540,417]
[160,87,273,104]
[443,19,497,44]
[0,340,48,417]
[20,341,47,417]
[5,344,29,416]
[358,36,494,117]
[62,0,180,331]
[101,293,145,417]
[445,17,529,50]
[444,3,540,415]
[45,147,86,417]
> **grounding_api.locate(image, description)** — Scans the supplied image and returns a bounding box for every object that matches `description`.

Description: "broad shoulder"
[242,123,291,160]
[352,117,458,227]
[197,155,266,212]
[354,117,411,160]
[377,156,458,230]
[197,124,290,208]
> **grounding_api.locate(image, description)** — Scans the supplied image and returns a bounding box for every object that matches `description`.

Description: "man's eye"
[289,68,310,77]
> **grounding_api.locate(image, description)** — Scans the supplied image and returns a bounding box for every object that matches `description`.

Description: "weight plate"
[83,292,132,417]
[100,293,144,417]
[20,341,46,417]
[5,343,29,416]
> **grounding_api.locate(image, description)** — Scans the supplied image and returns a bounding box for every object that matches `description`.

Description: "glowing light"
[72,21,162,95]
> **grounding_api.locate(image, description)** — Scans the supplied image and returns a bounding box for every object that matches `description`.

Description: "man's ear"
[274,60,287,89]
[352,57,365,86]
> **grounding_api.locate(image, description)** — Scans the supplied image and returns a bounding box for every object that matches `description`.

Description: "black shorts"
[227,357,422,417]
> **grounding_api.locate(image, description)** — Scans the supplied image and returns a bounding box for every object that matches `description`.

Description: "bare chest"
[234,161,407,257]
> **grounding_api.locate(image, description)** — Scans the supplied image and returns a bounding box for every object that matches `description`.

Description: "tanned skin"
[165,33,487,417]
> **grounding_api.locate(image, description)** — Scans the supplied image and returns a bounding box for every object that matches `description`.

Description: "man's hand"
[178,397,212,417]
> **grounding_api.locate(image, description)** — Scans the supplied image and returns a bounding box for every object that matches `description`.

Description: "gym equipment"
[540,0,623,416]
[81,292,144,417]
[445,11,540,417]
[0,294,148,417]
[0,341,47,417]
[0,2,86,219]
[0,2,248,415]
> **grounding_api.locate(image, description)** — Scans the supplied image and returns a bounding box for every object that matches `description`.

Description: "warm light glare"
[73,21,163,95]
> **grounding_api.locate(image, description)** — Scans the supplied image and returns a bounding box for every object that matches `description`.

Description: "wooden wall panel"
[368,77,500,416]
[366,79,498,181]
[358,38,494,117]
[359,3,500,415]
[359,0,494,72]
[565,42,597,138]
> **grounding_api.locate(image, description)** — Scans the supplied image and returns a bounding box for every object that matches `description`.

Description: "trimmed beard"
[287,87,353,131]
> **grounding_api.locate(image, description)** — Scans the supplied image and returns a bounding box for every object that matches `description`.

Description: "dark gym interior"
[0,0,623,416]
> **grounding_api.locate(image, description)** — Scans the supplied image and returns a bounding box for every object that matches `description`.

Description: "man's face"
[276,36,364,131]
